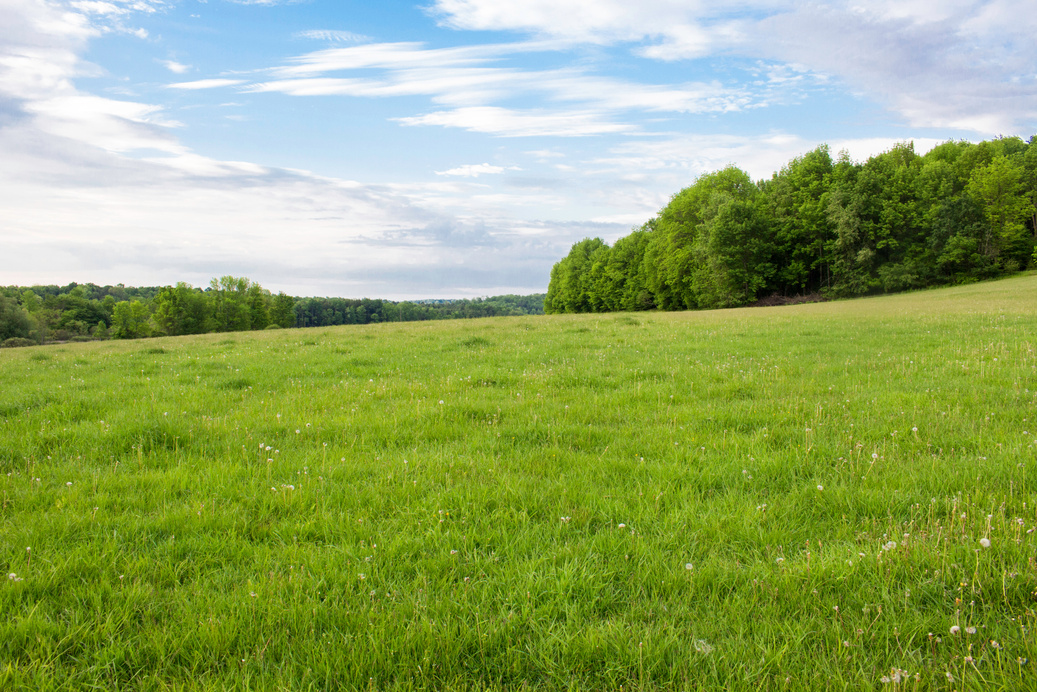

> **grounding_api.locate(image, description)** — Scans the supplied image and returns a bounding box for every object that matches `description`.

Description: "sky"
[1,0,1035,299]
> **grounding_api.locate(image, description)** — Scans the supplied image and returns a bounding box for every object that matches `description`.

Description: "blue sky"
[2,0,1034,298]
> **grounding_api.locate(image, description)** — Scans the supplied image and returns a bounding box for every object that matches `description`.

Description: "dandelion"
[450,550,458,555]
[950,625,961,635]
[560,516,571,523]
[966,626,977,635]
[685,563,693,570]
[945,672,954,683]
[66,481,72,486]
[618,523,626,528]
[882,541,897,551]
[439,400,444,405]
[8,573,22,582]
[872,452,878,460]
[980,537,991,548]
[817,484,824,491]
[776,557,785,564]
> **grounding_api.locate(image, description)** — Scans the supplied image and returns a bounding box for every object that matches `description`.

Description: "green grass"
[2,274,1037,690]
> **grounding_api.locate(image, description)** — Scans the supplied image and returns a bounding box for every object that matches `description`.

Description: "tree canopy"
[546,136,1037,314]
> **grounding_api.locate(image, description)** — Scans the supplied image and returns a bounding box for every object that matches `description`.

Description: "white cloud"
[0,0,578,297]
[397,106,633,137]
[435,163,519,177]
[160,59,190,73]
[428,0,1037,135]
[295,29,370,43]
[168,78,246,89]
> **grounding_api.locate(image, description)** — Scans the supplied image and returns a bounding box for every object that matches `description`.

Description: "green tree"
[247,284,270,330]
[967,155,1034,269]
[209,276,252,332]
[111,300,151,339]
[153,283,212,336]
[762,145,834,294]
[692,192,775,308]
[270,292,297,328]
[644,166,758,309]
[0,295,34,342]
[544,238,607,313]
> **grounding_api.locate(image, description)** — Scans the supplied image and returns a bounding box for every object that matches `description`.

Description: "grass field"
[2,274,1037,690]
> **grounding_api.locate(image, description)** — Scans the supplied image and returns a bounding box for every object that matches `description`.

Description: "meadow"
[1,274,1036,691]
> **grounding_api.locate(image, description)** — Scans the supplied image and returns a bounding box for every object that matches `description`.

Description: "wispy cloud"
[397,106,634,137]
[435,163,520,177]
[168,78,247,90]
[0,0,587,296]
[429,0,1037,135]
[295,29,371,43]
[230,40,761,137]
[160,59,190,74]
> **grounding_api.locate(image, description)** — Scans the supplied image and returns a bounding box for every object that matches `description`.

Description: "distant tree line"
[0,278,544,347]
[545,136,1037,313]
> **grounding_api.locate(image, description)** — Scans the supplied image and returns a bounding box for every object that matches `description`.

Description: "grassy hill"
[2,274,1036,690]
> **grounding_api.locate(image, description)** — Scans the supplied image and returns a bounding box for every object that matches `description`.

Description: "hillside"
[1,274,1035,690]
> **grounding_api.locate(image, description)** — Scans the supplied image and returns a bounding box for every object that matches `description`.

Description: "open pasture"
[2,275,1037,690]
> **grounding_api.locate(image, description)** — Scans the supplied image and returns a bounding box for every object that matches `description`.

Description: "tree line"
[545,136,1037,313]
[0,278,544,347]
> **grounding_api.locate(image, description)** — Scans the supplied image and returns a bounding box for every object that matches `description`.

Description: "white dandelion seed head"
[979,538,991,548]
[950,625,961,635]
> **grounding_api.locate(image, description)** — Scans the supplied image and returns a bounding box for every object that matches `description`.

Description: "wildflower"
[945,672,954,682]
[685,563,693,570]
[560,516,571,523]
[950,625,961,635]
[8,573,22,582]
[776,557,785,564]
[979,537,991,548]
[966,626,976,634]
[617,523,626,528]
[817,484,824,491]
[991,640,1001,649]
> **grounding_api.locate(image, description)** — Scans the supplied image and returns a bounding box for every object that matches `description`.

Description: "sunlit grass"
[2,273,1036,690]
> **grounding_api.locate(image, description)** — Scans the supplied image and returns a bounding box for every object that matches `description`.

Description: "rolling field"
[2,275,1037,690]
